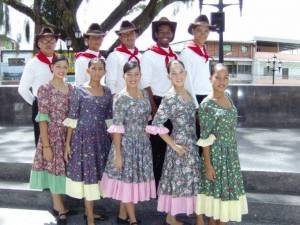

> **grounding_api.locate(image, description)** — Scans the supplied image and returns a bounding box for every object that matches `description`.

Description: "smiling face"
[155,24,174,48]
[210,65,229,93]
[85,35,104,51]
[87,61,106,83]
[38,36,57,56]
[123,66,141,88]
[51,60,68,79]
[168,61,187,88]
[192,24,210,45]
[119,30,137,49]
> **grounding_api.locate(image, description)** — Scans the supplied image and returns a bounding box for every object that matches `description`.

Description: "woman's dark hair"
[88,58,106,70]
[123,61,140,74]
[52,54,68,65]
[211,63,228,76]
[166,59,185,73]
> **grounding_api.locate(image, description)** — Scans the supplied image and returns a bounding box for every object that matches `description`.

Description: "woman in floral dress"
[196,63,248,225]
[147,60,204,225]
[63,58,112,225]
[30,55,73,224]
[101,61,156,225]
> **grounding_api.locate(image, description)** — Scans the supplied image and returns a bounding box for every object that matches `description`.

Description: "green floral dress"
[196,95,248,222]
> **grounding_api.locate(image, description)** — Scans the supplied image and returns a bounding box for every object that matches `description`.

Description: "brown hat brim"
[152,21,177,42]
[84,31,107,38]
[35,34,59,49]
[188,22,212,34]
[115,27,139,35]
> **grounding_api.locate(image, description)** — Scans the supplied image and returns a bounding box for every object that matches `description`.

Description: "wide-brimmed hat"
[35,27,59,49]
[188,15,212,34]
[115,20,139,35]
[152,17,177,42]
[84,23,107,38]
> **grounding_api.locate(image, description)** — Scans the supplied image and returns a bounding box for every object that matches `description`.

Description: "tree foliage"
[1,0,193,51]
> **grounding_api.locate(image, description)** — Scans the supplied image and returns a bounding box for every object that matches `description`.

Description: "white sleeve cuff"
[197,134,216,147]
[63,118,78,128]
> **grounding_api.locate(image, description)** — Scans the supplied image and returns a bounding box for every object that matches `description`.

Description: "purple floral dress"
[63,85,112,201]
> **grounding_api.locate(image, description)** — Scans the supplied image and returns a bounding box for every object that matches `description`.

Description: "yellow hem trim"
[66,177,102,201]
[196,194,248,222]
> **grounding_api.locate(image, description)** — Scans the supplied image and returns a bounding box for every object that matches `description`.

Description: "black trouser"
[150,95,173,189]
[32,98,40,147]
[196,95,207,157]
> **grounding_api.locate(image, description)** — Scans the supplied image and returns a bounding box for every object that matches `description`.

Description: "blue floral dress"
[101,90,156,203]
[147,88,201,216]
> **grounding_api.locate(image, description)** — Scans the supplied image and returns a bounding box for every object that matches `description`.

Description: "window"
[223,44,232,52]
[282,68,289,79]
[264,67,272,76]
[238,65,252,74]
[226,64,237,77]
[240,45,248,53]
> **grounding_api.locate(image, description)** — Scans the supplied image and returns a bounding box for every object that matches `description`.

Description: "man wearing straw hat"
[74,23,106,86]
[18,27,59,146]
[180,15,212,108]
[106,20,141,94]
[140,17,178,189]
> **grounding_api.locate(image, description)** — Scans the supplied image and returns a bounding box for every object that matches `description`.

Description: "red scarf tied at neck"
[116,44,140,64]
[74,51,101,59]
[149,44,177,65]
[36,51,54,70]
[186,41,209,63]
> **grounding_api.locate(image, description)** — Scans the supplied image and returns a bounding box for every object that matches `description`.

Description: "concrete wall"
[228,85,300,128]
[0,85,300,128]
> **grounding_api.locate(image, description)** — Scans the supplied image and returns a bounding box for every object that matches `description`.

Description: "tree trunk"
[33,0,41,53]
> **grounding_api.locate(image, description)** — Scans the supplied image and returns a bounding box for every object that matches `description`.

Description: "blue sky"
[4,0,300,51]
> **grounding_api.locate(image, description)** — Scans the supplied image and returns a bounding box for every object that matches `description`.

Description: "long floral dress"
[196,95,248,222]
[146,88,201,216]
[63,86,112,201]
[30,83,73,194]
[101,90,156,203]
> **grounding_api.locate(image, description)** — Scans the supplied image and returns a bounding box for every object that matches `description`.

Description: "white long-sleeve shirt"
[180,47,212,107]
[18,56,53,105]
[140,47,177,97]
[105,49,142,94]
[74,49,103,86]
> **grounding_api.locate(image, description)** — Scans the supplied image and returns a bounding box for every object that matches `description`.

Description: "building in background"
[172,36,300,85]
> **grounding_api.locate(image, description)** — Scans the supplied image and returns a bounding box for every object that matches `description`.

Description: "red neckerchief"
[36,51,54,70]
[116,44,140,64]
[187,41,209,63]
[149,43,177,65]
[74,51,100,59]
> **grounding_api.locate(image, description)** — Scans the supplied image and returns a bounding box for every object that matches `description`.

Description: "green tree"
[1,0,193,51]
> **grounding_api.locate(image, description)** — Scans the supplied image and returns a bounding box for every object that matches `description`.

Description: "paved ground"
[1,126,300,173]
[0,126,299,225]
[0,208,285,225]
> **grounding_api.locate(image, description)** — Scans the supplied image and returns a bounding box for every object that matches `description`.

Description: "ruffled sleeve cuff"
[196,134,216,147]
[35,113,50,122]
[107,125,125,133]
[63,118,78,128]
[145,125,169,135]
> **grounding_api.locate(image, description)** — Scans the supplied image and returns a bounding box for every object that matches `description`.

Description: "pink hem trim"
[100,173,156,203]
[157,194,197,216]
[107,125,125,133]
[145,125,169,135]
